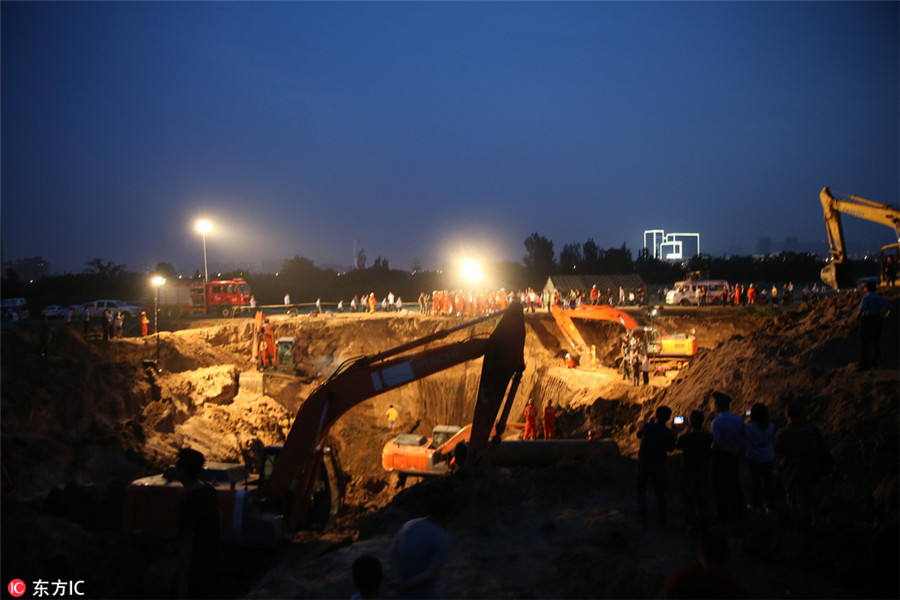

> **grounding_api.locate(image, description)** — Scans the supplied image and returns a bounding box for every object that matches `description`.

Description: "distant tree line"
[2,234,879,311]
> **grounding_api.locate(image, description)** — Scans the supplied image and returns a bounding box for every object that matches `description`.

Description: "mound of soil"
[1,293,897,598]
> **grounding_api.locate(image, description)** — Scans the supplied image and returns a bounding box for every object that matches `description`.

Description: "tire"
[286,308,299,317]
[219,304,233,318]
[680,299,690,306]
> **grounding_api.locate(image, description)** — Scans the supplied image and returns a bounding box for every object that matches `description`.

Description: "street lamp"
[152,276,165,369]
[196,220,212,284]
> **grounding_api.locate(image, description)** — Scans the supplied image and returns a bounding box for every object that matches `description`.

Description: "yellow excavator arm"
[820,187,900,290]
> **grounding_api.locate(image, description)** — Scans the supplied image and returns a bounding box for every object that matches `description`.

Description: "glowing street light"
[196,219,212,284]
[461,259,483,285]
[152,276,165,369]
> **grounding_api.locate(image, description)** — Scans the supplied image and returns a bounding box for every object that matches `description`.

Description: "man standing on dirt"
[386,405,399,432]
[175,448,221,599]
[856,280,892,370]
[775,400,832,530]
[391,491,451,598]
[710,392,744,524]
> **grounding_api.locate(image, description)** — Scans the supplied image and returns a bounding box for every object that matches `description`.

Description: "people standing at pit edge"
[856,280,892,371]
[141,310,149,337]
[636,405,677,526]
[542,399,557,439]
[386,404,399,432]
[523,398,538,440]
[744,403,776,514]
[676,410,713,535]
[710,392,745,524]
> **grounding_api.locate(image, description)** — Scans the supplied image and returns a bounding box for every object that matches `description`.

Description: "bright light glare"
[152,276,166,286]
[461,259,482,283]
[196,220,212,234]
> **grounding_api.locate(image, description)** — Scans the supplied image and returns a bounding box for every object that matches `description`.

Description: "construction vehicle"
[125,303,539,544]
[819,187,900,290]
[550,304,697,361]
[156,278,253,318]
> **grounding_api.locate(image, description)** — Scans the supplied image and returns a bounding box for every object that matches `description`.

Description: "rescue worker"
[565,353,576,369]
[140,310,149,337]
[523,398,538,440]
[385,405,399,432]
[543,399,557,439]
[590,345,599,371]
[261,318,276,368]
[368,293,377,313]
[747,284,756,305]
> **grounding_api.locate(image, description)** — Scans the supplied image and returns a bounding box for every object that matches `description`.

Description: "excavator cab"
[629,327,662,356]
[275,337,300,373]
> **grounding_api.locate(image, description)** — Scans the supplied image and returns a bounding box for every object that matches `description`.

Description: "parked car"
[83,299,142,319]
[41,305,67,319]
[2,298,30,321]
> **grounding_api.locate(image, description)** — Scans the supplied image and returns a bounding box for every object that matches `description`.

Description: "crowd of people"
[636,392,833,535]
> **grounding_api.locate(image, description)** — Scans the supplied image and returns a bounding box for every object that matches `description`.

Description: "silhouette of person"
[677,410,713,534]
[710,392,744,524]
[744,403,776,513]
[774,400,831,530]
[175,448,221,599]
[636,405,677,525]
[856,280,892,370]
[351,554,383,600]
[391,491,451,598]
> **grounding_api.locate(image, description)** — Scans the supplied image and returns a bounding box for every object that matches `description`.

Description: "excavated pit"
[2,296,898,598]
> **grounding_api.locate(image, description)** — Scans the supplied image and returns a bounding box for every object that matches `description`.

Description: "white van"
[2,297,30,320]
[665,280,731,306]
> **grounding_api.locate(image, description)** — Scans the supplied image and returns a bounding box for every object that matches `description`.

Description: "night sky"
[2,1,898,276]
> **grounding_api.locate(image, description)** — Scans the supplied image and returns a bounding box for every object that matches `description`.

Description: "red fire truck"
[157,278,252,318]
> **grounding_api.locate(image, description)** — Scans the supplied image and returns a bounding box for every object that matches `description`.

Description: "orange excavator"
[550,304,697,361]
[127,302,611,543]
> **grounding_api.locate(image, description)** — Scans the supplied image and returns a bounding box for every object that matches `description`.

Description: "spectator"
[744,403,776,513]
[174,448,221,599]
[636,405,677,526]
[710,392,744,524]
[856,280,892,370]
[774,400,832,530]
[391,492,452,598]
[677,410,713,535]
[351,554,383,600]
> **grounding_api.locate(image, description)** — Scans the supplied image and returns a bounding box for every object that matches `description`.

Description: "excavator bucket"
[821,261,855,291]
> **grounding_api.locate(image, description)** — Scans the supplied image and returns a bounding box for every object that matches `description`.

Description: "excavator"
[819,186,900,290]
[550,304,697,362]
[124,302,617,544]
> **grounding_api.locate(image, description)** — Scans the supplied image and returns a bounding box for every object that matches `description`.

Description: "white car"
[84,299,143,319]
[41,305,67,319]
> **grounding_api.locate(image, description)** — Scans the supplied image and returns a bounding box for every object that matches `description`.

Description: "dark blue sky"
[2,1,898,275]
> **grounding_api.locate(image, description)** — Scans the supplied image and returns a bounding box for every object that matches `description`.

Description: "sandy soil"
[1,294,897,598]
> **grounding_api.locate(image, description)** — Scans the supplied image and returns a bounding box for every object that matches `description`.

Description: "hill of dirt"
[1,294,898,598]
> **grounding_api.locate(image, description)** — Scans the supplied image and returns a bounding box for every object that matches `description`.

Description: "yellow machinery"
[820,187,900,290]
[550,304,696,360]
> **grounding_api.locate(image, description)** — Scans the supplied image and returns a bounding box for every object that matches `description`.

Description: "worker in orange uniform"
[747,284,756,305]
[565,353,576,368]
[140,310,149,337]
[261,318,276,368]
[368,293,377,313]
[523,398,538,440]
[542,399,557,439]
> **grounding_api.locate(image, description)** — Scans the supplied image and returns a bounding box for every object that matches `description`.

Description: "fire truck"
[157,278,252,318]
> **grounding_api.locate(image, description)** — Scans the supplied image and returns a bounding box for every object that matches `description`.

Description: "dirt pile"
[1,294,898,598]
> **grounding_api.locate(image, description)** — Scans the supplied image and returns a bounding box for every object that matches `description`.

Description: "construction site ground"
[1,294,898,599]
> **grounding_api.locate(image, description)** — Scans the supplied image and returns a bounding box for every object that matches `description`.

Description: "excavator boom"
[265,304,525,529]
[820,186,900,290]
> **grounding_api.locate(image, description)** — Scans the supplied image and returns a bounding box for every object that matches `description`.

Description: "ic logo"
[8,579,26,597]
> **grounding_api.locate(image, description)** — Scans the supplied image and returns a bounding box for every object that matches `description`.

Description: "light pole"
[152,276,165,369]
[196,220,211,284]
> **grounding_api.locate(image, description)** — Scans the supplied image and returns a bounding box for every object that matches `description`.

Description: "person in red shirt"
[542,399,557,439]
[523,398,538,440]
[140,311,150,337]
